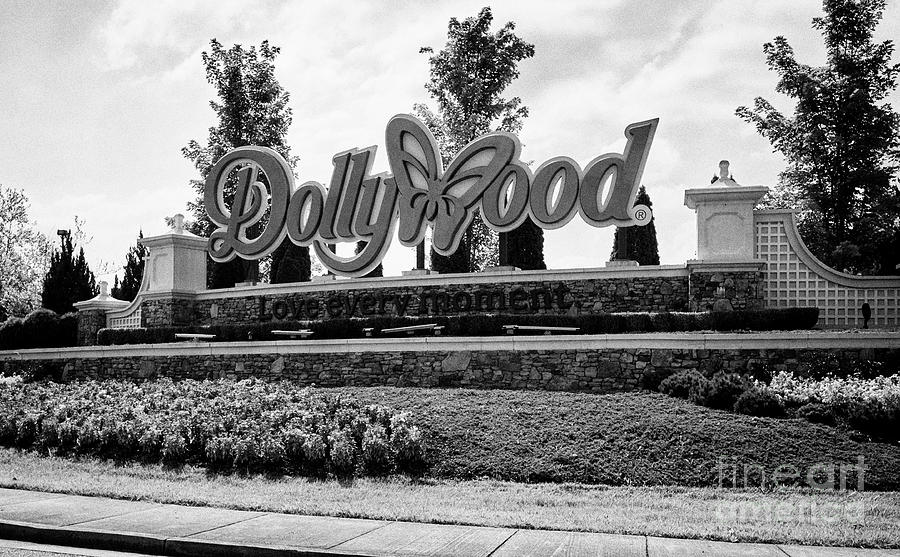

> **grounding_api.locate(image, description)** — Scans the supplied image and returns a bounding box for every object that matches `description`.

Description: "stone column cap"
[139,213,208,250]
[684,185,769,209]
[73,281,130,312]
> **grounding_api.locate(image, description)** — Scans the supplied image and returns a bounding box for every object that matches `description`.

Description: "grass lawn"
[341,388,900,490]
[3,386,899,547]
[0,449,897,548]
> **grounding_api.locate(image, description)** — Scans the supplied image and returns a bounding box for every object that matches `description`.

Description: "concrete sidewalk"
[0,488,896,557]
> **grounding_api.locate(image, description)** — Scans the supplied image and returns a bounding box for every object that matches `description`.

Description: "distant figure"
[861,303,872,329]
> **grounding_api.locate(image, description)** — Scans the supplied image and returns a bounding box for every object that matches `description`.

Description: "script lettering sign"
[205,114,658,277]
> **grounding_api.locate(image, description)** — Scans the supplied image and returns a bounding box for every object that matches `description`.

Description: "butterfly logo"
[385,115,520,255]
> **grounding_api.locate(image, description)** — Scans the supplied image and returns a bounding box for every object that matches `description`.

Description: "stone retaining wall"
[4,335,896,393]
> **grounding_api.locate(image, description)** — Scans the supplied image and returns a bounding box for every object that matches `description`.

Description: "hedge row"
[0,378,426,477]
[0,310,77,350]
[97,307,820,345]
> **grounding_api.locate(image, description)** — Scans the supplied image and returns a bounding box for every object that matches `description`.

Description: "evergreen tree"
[355,241,383,278]
[736,0,900,274]
[610,185,660,265]
[183,39,309,287]
[41,232,96,314]
[417,7,537,273]
[111,231,147,301]
[269,240,311,283]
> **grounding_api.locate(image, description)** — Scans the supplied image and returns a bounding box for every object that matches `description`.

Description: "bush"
[0,379,427,478]
[733,388,784,417]
[768,371,900,440]
[796,403,835,425]
[690,371,749,410]
[658,370,706,399]
[0,310,77,350]
[95,307,821,346]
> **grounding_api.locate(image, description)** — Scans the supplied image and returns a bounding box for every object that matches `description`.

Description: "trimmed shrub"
[0,310,77,350]
[796,403,835,425]
[838,399,900,441]
[768,371,900,440]
[658,370,706,399]
[733,388,784,417]
[95,307,820,346]
[690,371,749,410]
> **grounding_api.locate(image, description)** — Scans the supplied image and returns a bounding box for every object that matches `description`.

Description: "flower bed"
[656,362,900,441]
[0,378,425,478]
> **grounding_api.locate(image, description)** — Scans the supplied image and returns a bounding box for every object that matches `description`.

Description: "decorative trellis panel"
[755,211,899,327]
[107,307,141,329]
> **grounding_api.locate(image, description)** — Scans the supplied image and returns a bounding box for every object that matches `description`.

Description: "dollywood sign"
[205,114,658,277]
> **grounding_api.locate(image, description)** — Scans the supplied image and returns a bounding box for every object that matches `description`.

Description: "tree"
[610,185,660,265]
[417,6,538,273]
[41,232,96,315]
[270,240,311,283]
[183,39,309,288]
[111,231,147,302]
[736,0,900,275]
[0,185,51,319]
[355,241,383,278]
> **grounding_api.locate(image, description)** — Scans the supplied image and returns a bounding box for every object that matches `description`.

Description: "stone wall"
[76,309,106,346]
[189,275,690,326]
[4,344,896,393]
[142,296,194,328]
[689,270,764,311]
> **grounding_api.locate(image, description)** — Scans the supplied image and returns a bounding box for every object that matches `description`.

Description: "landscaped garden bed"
[2,379,897,490]
[0,378,425,478]
[655,356,900,441]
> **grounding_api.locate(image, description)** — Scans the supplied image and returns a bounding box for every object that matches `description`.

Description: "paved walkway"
[0,488,896,557]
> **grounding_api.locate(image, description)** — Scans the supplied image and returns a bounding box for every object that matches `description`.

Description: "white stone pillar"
[683,161,769,311]
[139,214,208,294]
[683,161,768,262]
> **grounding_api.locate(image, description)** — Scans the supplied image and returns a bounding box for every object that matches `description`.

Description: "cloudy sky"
[2,0,898,281]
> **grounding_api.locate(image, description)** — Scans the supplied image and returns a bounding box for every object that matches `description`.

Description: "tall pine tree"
[183,39,309,287]
[610,185,660,265]
[111,231,147,301]
[417,7,538,273]
[41,232,96,314]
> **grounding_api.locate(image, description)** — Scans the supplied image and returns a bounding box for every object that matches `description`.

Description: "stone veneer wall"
[142,296,195,328]
[4,336,896,393]
[689,271,764,311]
[188,274,691,326]
[76,309,106,347]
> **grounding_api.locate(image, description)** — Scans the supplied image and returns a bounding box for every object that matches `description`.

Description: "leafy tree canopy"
[0,185,51,319]
[417,7,539,273]
[183,39,308,287]
[737,0,900,274]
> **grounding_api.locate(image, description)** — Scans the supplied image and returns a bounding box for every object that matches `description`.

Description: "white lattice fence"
[755,211,899,327]
[107,307,141,329]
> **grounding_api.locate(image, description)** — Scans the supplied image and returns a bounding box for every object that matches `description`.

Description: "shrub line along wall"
[3,333,897,393]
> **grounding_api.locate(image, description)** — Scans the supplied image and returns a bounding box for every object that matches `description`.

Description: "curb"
[0,519,378,557]
[0,519,166,554]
